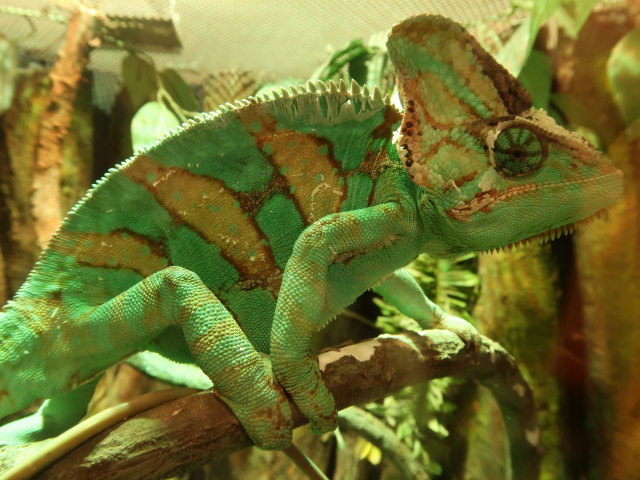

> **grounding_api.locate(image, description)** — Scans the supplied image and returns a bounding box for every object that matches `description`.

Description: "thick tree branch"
[17,331,540,479]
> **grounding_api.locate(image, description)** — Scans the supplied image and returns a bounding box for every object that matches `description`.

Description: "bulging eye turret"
[492,126,546,177]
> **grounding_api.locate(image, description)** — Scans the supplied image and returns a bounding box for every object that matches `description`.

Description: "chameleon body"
[0,15,623,449]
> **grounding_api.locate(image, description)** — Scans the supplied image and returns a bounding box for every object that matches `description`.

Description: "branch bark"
[21,330,541,480]
[31,6,96,246]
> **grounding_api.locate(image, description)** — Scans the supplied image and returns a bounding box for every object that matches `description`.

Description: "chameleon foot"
[434,314,480,347]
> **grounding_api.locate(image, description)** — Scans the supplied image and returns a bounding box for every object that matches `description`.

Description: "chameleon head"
[387,15,623,256]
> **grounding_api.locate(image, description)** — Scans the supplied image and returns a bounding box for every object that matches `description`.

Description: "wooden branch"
[19,330,541,480]
[31,6,96,246]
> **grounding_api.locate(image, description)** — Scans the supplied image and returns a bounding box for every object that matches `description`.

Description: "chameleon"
[0,14,623,454]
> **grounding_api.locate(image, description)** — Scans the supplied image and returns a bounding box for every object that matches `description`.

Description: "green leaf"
[529,0,561,51]
[159,68,200,112]
[327,40,368,76]
[348,53,369,85]
[427,417,449,438]
[122,53,157,110]
[365,50,387,87]
[496,16,532,76]
[607,27,640,126]
[131,101,180,151]
[397,421,413,440]
[312,39,371,81]
[518,49,552,109]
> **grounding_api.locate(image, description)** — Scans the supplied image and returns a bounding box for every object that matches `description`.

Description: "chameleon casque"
[0,14,623,453]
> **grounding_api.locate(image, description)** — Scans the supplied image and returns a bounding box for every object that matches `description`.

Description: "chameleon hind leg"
[79,266,293,449]
[0,376,100,445]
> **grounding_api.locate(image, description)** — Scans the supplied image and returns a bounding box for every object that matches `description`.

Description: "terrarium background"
[0,0,514,111]
[0,1,639,479]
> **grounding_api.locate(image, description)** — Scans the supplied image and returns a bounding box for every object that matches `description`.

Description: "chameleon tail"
[0,377,100,446]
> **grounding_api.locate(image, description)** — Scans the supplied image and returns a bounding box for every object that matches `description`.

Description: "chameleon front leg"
[372,268,479,342]
[271,202,412,434]
[82,266,293,449]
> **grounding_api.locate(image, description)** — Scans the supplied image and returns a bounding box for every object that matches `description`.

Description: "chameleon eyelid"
[486,123,548,177]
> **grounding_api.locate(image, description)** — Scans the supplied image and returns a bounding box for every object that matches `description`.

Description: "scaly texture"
[0,15,623,450]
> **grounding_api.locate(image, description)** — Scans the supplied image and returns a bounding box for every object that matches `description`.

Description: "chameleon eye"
[492,127,545,177]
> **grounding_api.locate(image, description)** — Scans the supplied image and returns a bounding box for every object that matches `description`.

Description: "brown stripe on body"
[52,229,169,277]
[372,106,403,139]
[444,170,479,191]
[355,108,402,180]
[123,155,279,287]
[355,149,395,179]
[237,108,347,223]
[233,175,288,218]
[11,297,62,337]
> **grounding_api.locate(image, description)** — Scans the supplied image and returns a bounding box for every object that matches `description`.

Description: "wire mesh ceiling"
[0,0,512,78]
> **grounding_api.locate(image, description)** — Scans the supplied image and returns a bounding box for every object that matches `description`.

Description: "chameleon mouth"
[447,171,621,222]
[480,207,609,255]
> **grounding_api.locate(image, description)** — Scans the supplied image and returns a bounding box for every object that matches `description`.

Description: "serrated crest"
[373,86,383,102]
[350,79,360,95]
[339,79,348,95]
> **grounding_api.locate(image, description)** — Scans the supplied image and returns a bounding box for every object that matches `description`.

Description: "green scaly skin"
[0,15,622,450]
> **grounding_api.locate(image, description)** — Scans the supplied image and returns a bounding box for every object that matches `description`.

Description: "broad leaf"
[529,0,561,52]
[518,49,552,109]
[160,68,200,112]
[131,101,180,151]
[496,17,532,77]
[122,53,157,110]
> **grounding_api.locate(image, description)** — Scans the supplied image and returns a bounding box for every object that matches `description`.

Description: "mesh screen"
[1,0,511,75]
[0,0,512,109]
